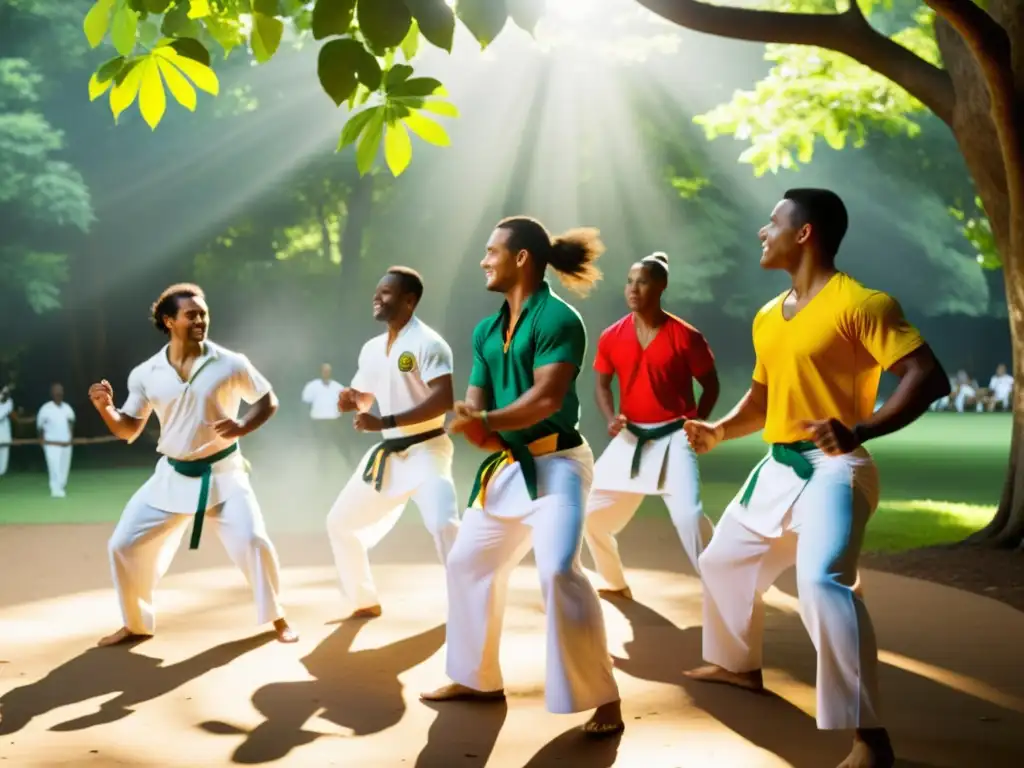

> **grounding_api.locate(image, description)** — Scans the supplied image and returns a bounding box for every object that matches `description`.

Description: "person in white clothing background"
[301,363,346,472]
[0,383,15,477]
[88,282,297,647]
[36,382,75,497]
[327,266,459,620]
[984,363,1014,411]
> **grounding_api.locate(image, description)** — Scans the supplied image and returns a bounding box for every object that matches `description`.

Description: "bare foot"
[598,586,633,600]
[582,699,624,737]
[419,682,505,703]
[683,664,764,692]
[838,729,895,768]
[350,605,382,619]
[273,618,299,643]
[96,627,151,647]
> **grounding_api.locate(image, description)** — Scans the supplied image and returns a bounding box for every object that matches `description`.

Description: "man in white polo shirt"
[985,363,1014,411]
[36,382,75,497]
[0,383,15,477]
[327,266,459,619]
[301,363,346,472]
[87,282,297,647]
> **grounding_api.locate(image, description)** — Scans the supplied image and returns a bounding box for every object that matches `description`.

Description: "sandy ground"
[1,517,1023,768]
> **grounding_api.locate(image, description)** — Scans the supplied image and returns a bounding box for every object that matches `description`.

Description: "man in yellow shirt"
[684,189,950,768]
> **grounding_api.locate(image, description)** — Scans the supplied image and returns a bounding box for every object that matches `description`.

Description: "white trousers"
[43,444,72,495]
[585,430,711,588]
[700,446,882,730]
[325,443,459,611]
[0,445,8,476]
[108,484,285,635]
[445,443,620,714]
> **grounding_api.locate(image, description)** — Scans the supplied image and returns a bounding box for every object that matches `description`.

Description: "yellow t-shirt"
[752,272,924,444]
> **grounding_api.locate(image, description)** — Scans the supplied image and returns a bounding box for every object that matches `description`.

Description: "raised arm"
[89,378,148,443]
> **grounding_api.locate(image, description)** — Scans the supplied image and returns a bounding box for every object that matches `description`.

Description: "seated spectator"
[983,363,1014,411]
[930,375,958,411]
[954,369,981,413]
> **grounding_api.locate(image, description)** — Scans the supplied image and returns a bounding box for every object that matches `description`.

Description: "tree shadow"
[200,619,446,764]
[522,726,623,767]
[415,699,508,768]
[0,633,274,735]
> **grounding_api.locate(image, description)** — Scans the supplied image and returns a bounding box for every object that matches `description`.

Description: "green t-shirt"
[468,280,586,447]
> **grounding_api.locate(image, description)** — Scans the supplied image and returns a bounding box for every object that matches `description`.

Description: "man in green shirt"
[420,216,624,737]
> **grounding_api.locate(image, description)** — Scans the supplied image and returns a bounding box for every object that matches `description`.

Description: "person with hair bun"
[584,251,720,597]
[421,216,623,738]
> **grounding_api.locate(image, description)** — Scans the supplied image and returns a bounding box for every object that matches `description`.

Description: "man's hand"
[607,414,628,438]
[353,412,383,432]
[684,420,724,455]
[338,389,358,413]
[800,418,859,456]
[449,401,493,448]
[88,380,114,410]
[211,418,247,439]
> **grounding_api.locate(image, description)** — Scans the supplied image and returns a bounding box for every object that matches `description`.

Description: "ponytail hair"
[496,216,605,297]
[639,251,669,283]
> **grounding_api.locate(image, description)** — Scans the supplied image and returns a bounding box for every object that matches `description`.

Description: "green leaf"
[170,37,211,66]
[796,133,814,163]
[338,107,379,148]
[400,19,421,61]
[251,12,284,63]
[97,55,127,83]
[318,38,382,106]
[156,55,198,110]
[144,0,172,12]
[388,76,442,97]
[311,0,356,41]
[384,120,412,175]
[456,0,508,48]
[385,64,414,89]
[139,19,160,47]
[358,0,413,52]
[405,0,455,52]
[111,4,140,56]
[823,114,846,150]
[356,108,385,175]
[508,0,544,35]
[187,0,211,19]
[254,0,282,14]
[205,17,245,55]
[161,2,198,37]
[84,0,116,48]
[138,58,167,129]
[419,98,458,117]
[403,111,450,146]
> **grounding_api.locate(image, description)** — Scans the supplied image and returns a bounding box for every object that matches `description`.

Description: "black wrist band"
[382,414,397,429]
[852,424,867,445]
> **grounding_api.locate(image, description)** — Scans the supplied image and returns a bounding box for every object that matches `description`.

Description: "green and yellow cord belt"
[362,427,446,491]
[625,419,685,488]
[467,431,583,510]
[167,442,241,550]
[738,440,817,507]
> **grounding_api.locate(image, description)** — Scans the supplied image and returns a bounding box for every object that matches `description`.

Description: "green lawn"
[0,413,1008,553]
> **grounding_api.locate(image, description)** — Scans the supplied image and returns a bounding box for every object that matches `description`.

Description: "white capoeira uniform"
[36,399,75,496]
[108,340,286,635]
[0,397,12,476]
[326,315,459,612]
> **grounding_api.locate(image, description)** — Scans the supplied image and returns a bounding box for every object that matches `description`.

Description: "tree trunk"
[340,170,374,292]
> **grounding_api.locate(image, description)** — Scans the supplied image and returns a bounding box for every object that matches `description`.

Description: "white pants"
[585,429,711,587]
[326,440,459,611]
[445,443,620,714]
[108,484,285,635]
[0,445,8,476]
[700,446,882,730]
[43,444,72,495]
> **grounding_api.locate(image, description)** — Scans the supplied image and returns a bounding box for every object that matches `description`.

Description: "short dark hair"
[151,283,205,335]
[638,252,669,283]
[496,216,604,297]
[385,266,424,305]
[784,188,848,260]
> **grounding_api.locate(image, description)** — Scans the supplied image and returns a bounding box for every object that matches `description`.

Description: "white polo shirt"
[120,340,273,513]
[0,397,13,440]
[350,315,453,440]
[36,401,75,444]
[990,373,1013,402]
[302,378,345,420]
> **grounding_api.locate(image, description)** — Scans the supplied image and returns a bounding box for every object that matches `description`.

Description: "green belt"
[625,419,685,487]
[167,442,240,550]
[738,440,816,507]
[362,427,446,491]
[468,430,584,510]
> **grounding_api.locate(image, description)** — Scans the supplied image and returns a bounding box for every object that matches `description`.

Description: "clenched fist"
[683,420,724,455]
[88,380,114,410]
[607,414,628,438]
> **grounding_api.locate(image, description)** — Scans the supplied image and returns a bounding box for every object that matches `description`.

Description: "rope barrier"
[0,436,124,448]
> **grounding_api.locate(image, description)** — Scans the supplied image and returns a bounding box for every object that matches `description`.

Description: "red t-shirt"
[593,313,715,423]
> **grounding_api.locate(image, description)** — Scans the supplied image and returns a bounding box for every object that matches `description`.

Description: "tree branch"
[634,0,955,126]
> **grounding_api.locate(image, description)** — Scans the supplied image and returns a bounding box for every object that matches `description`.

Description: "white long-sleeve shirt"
[301,378,345,420]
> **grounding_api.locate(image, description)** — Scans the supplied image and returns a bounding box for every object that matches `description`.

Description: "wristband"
[382,414,397,430]
[851,424,868,445]
[480,411,490,430]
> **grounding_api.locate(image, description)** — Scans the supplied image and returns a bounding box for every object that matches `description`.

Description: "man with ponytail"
[584,252,719,596]
[420,216,624,737]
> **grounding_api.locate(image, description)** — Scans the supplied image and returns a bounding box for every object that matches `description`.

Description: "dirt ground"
[1,517,1023,768]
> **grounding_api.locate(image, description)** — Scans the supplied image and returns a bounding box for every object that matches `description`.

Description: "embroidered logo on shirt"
[397,352,416,373]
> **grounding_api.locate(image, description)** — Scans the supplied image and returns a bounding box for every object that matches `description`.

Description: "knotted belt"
[362,427,446,491]
[738,440,816,507]
[625,419,685,488]
[468,430,584,509]
[167,442,241,550]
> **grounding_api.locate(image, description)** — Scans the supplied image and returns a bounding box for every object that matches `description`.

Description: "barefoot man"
[584,252,719,597]
[683,189,950,768]
[88,283,297,646]
[327,266,459,619]
[421,216,624,736]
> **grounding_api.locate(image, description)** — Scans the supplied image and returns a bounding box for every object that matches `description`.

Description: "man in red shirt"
[584,253,720,598]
